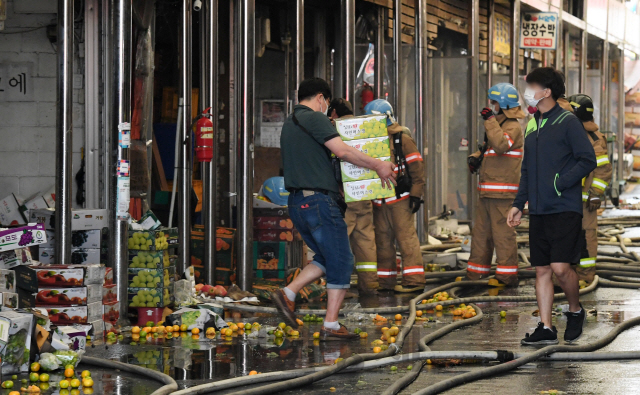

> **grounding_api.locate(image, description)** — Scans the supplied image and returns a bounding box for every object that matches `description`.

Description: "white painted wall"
[0,0,84,205]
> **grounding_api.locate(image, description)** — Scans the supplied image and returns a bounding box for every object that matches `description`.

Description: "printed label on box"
[342,136,390,158]
[340,157,390,182]
[343,179,396,202]
[334,115,388,141]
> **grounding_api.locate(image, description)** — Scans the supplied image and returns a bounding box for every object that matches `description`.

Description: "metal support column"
[563,30,570,79]
[202,0,219,285]
[579,32,588,92]
[555,4,563,69]
[178,0,193,275]
[296,0,304,95]
[487,0,494,99]
[85,0,101,209]
[415,0,429,242]
[509,0,520,84]
[601,41,610,132]
[617,47,625,185]
[344,0,355,102]
[108,0,131,315]
[55,0,73,266]
[469,0,480,219]
[236,0,255,290]
[375,6,384,99]
[393,0,401,120]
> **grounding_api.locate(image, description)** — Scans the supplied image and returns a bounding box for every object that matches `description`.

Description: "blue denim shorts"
[288,190,354,289]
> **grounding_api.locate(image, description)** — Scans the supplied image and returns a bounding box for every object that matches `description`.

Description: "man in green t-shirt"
[272,78,396,339]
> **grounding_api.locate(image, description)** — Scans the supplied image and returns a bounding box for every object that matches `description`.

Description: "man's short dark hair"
[328,98,353,117]
[298,78,332,102]
[526,67,565,101]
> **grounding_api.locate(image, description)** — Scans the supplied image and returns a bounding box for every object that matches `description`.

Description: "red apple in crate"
[195,283,204,292]
[208,287,217,297]
[201,284,213,294]
[214,285,227,297]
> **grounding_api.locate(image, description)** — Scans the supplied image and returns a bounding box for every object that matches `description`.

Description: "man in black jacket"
[507,67,596,345]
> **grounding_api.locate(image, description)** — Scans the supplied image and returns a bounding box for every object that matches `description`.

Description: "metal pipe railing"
[393,0,401,121]
[469,0,480,221]
[509,0,520,85]
[375,6,384,100]
[236,0,255,291]
[344,0,355,102]
[415,0,429,242]
[178,0,193,276]
[55,0,74,266]
[296,0,304,94]
[487,0,494,104]
[203,0,219,286]
[618,47,625,186]
[108,0,132,316]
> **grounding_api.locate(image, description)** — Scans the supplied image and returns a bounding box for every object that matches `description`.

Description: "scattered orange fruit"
[237,323,245,329]
[313,332,320,339]
[296,318,304,326]
[229,324,238,332]
[421,299,428,304]
[381,326,389,333]
[373,346,382,353]
[192,328,200,335]
[249,371,258,376]
[394,314,402,321]
[359,332,368,338]
[64,369,74,378]
[435,305,443,311]
[131,326,141,334]
[416,310,423,317]
[180,324,188,332]
[389,336,396,343]
[206,327,216,336]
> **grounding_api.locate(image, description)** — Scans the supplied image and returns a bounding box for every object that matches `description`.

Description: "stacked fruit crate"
[334,115,396,202]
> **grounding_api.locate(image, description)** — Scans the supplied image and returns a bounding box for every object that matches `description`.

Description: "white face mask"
[319,96,329,116]
[523,88,547,108]
[492,104,500,116]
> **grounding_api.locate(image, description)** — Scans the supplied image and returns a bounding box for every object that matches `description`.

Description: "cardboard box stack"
[29,208,109,265]
[127,221,178,315]
[253,208,304,281]
[14,264,105,326]
[334,115,396,202]
[191,226,236,286]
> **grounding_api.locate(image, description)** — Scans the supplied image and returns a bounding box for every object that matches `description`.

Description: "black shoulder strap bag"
[392,134,412,199]
[291,113,348,216]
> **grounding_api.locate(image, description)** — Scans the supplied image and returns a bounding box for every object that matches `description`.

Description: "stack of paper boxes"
[191,226,237,286]
[29,208,109,265]
[334,115,396,202]
[15,264,105,328]
[126,226,178,317]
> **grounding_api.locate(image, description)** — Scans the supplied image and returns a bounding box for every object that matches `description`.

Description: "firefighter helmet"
[364,99,395,126]
[567,94,594,121]
[488,83,521,109]
[262,177,289,206]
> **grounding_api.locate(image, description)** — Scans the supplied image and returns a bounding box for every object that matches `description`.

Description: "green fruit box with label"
[334,114,388,141]
[0,310,35,373]
[340,157,391,182]
[128,227,178,251]
[128,267,175,288]
[343,179,396,202]
[342,136,390,158]
[129,250,175,268]
[128,286,174,308]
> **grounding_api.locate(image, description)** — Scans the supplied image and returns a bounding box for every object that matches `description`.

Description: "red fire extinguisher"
[361,82,374,109]
[195,107,214,162]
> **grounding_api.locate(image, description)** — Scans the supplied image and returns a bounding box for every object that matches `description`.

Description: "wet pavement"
[68,277,640,395]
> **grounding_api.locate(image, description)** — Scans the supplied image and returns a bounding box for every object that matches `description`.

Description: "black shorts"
[529,212,587,266]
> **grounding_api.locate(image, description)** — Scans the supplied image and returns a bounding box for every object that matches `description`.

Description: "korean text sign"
[519,12,558,50]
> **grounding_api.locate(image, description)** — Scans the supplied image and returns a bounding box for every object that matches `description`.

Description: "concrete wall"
[0,0,84,204]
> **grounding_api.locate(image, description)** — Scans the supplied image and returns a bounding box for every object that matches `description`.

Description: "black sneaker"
[564,304,586,342]
[521,322,559,345]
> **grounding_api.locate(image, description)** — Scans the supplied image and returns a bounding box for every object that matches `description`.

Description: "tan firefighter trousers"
[345,201,379,292]
[466,198,519,285]
[374,199,425,289]
[577,201,597,283]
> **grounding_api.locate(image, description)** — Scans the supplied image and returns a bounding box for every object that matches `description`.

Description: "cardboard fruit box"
[15,264,105,292]
[103,301,120,323]
[129,250,174,268]
[0,223,47,253]
[44,302,102,325]
[254,229,294,242]
[340,157,391,182]
[127,286,174,308]
[0,194,27,226]
[334,114,388,141]
[343,179,396,203]
[127,267,175,288]
[0,248,32,270]
[0,310,35,373]
[342,136,390,158]
[253,217,294,230]
[18,284,102,307]
[103,284,117,304]
[41,229,103,249]
[29,208,108,231]
[127,227,178,251]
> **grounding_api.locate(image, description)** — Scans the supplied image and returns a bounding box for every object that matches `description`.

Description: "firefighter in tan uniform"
[466,83,527,286]
[567,94,612,283]
[328,99,379,295]
[364,99,426,293]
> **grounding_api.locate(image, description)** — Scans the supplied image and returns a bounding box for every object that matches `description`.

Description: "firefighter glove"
[587,191,602,212]
[409,196,423,214]
[480,107,494,121]
[468,156,482,174]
